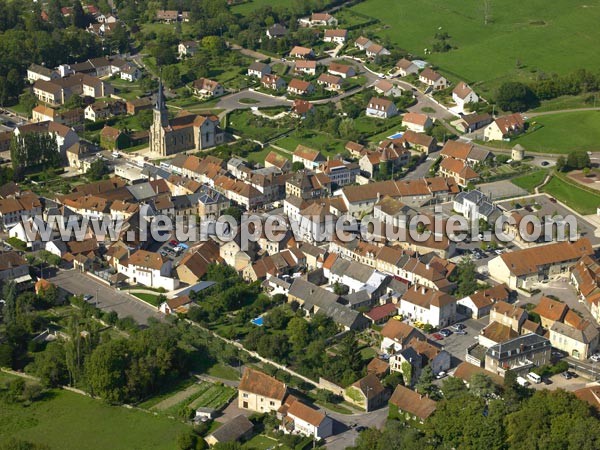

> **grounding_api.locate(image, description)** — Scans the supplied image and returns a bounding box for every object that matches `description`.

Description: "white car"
[590,354,600,362]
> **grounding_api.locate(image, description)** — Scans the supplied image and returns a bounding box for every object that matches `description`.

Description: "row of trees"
[10,133,61,180]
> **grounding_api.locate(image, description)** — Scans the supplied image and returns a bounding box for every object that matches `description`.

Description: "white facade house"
[118,250,179,291]
[398,285,457,328]
[283,398,333,439]
[452,82,479,113]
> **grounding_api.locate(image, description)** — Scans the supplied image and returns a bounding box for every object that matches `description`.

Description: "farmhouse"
[279,396,333,439]
[191,78,224,98]
[389,385,437,424]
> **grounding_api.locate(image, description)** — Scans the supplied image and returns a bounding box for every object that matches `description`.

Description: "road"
[324,406,389,450]
[47,270,161,325]
[216,89,292,110]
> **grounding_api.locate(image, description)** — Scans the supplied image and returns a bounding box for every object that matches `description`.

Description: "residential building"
[14,121,79,156]
[328,62,356,78]
[390,339,451,381]
[292,145,326,169]
[119,249,178,290]
[402,112,432,133]
[488,238,593,290]
[549,320,599,361]
[455,112,493,134]
[238,368,287,413]
[178,40,198,58]
[191,78,224,98]
[323,29,348,44]
[279,396,333,439]
[419,68,448,90]
[266,23,288,39]
[439,158,480,187]
[452,82,479,112]
[532,296,569,329]
[126,98,153,115]
[389,385,436,424]
[440,140,491,166]
[120,65,141,82]
[399,131,437,155]
[571,255,600,323]
[265,151,292,172]
[261,74,286,91]
[318,160,359,186]
[206,415,253,447]
[294,60,317,75]
[317,73,343,91]
[290,46,314,59]
[27,63,58,82]
[291,99,314,118]
[485,334,551,376]
[307,13,337,27]
[287,79,314,96]
[366,97,398,119]
[456,283,511,319]
[398,284,457,328]
[0,252,30,282]
[345,373,387,412]
[395,59,418,77]
[248,61,271,78]
[489,300,527,333]
[365,44,390,61]
[354,36,372,51]
[484,113,525,141]
[379,319,427,354]
[374,79,403,97]
[453,190,500,222]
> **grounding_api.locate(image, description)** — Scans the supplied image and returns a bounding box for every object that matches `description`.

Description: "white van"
[527,372,542,384]
[112,151,120,158]
[516,376,530,387]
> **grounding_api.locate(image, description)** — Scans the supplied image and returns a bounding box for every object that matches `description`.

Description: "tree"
[415,365,435,396]
[30,341,69,387]
[495,81,538,112]
[440,376,468,399]
[72,1,87,28]
[455,257,478,297]
[18,91,37,118]
[567,150,591,170]
[469,373,496,397]
[287,316,310,350]
[162,65,182,89]
[556,155,566,172]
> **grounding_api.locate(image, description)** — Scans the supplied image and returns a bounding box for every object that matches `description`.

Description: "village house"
[398,284,457,328]
[14,121,79,156]
[389,385,437,424]
[395,59,419,77]
[317,160,359,186]
[453,190,500,223]
[291,99,314,118]
[294,60,317,76]
[290,46,315,59]
[261,74,286,91]
[119,249,178,290]
[323,29,348,44]
[247,61,271,78]
[27,63,59,83]
[178,40,198,58]
[484,113,526,141]
[452,82,479,112]
[328,62,356,78]
[366,97,398,119]
[532,296,569,329]
[155,10,179,23]
[549,320,599,361]
[266,23,288,39]
[365,43,390,61]
[345,141,365,157]
[419,68,448,91]
[265,151,292,172]
[0,252,30,284]
[571,255,600,323]
[158,295,195,315]
[292,145,326,169]
[390,339,451,381]
[399,131,437,155]
[317,73,343,91]
[238,368,287,413]
[306,13,338,27]
[439,158,479,187]
[176,241,222,284]
[488,238,593,290]
[126,98,153,115]
[279,396,333,439]
[287,79,314,96]
[191,78,224,99]
[345,373,388,411]
[359,146,410,178]
[440,140,491,166]
[379,319,427,354]
[374,79,404,97]
[402,112,433,133]
[120,65,141,82]
[489,300,528,333]
[456,283,511,319]
[455,112,493,134]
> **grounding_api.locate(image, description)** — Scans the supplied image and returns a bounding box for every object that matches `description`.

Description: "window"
[242,393,248,398]
[269,401,275,406]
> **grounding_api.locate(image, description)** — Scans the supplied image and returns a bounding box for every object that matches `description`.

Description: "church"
[149,82,224,156]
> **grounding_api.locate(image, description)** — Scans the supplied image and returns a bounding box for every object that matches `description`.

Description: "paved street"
[216,89,292,111]
[324,406,388,450]
[47,270,161,324]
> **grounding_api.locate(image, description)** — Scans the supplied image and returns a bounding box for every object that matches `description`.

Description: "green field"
[276,130,347,157]
[132,292,161,306]
[542,175,600,215]
[513,111,600,153]
[511,169,548,193]
[350,0,600,94]
[0,377,190,450]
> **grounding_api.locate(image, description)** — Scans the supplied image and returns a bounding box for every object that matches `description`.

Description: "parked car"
[431,333,444,341]
[494,249,503,255]
[561,371,572,380]
[439,329,452,337]
[590,353,600,362]
[436,371,447,379]
[455,330,467,335]
[455,323,466,330]
[83,294,93,301]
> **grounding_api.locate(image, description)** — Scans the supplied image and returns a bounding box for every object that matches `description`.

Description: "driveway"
[47,270,161,324]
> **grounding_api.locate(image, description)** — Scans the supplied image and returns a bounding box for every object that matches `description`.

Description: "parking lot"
[428,317,488,367]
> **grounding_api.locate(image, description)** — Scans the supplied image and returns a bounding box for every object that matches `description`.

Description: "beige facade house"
[484,113,525,141]
[549,320,599,361]
[532,296,569,330]
[238,368,287,413]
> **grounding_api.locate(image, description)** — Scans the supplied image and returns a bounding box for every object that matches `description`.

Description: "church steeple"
[154,78,168,128]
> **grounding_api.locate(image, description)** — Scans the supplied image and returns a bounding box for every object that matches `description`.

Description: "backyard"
[0,373,190,450]
[350,0,600,94]
[227,109,295,143]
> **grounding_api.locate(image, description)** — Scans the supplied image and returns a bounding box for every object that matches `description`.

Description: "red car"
[169,240,178,246]
[431,333,444,341]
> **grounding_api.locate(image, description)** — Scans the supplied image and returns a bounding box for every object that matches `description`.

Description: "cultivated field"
[350,0,600,93]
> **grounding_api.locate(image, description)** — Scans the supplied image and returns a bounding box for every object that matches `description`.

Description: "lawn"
[232,0,293,16]
[350,0,600,95]
[227,109,295,142]
[246,146,290,165]
[275,130,347,157]
[542,175,600,215]
[0,377,190,450]
[511,169,548,193]
[132,292,161,306]
[511,111,600,153]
